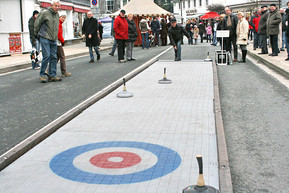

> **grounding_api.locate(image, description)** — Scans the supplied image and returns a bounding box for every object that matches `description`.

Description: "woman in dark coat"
[160,19,168,46]
[126,13,138,61]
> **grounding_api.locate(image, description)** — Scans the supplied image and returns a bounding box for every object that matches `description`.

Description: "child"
[206,23,212,43]
[193,25,199,45]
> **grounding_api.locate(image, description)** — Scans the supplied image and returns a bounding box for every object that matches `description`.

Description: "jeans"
[270,35,278,55]
[116,39,126,60]
[200,33,204,43]
[30,38,40,68]
[141,32,149,49]
[89,46,100,60]
[286,38,289,58]
[253,32,260,49]
[206,34,211,43]
[282,31,286,49]
[111,37,117,54]
[126,41,134,60]
[39,37,57,77]
[259,34,268,54]
[212,31,218,45]
[174,40,182,59]
[152,31,159,46]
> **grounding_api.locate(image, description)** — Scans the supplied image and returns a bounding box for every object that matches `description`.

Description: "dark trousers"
[116,39,126,60]
[226,36,237,59]
[270,35,279,55]
[161,37,167,46]
[200,33,204,43]
[57,46,66,74]
[253,32,260,49]
[259,34,268,54]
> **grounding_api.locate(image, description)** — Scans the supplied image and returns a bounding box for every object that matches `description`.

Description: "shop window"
[106,0,114,12]
[199,0,202,6]
[183,1,185,8]
[188,1,190,8]
[194,0,196,7]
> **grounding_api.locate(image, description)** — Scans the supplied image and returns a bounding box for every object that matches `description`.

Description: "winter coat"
[223,13,238,37]
[258,10,269,35]
[168,24,190,47]
[160,21,168,38]
[206,26,212,35]
[281,13,287,31]
[193,28,199,39]
[126,18,138,42]
[82,17,100,47]
[198,23,206,34]
[236,18,249,45]
[267,9,282,35]
[151,20,160,33]
[28,16,37,46]
[113,15,128,40]
[34,8,59,41]
[249,14,261,33]
[57,19,64,46]
[139,19,149,33]
[185,23,191,32]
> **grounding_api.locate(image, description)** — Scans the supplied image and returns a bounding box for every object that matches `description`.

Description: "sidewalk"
[0,38,113,74]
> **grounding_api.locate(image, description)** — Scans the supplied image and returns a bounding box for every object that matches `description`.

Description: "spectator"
[82,11,100,63]
[168,18,190,61]
[28,10,40,69]
[212,16,219,46]
[160,19,168,46]
[258,5,269,55]
[236,12,249,63]
[57,15,71,77]
[99,22,103,40]
[109,16,117,56]
[280,8,286,51]
[139,17,150,49]
[267,4,281,56]
[151,17,160,46]
[249,9,261,50]
[206,23,212,43]
[198,21,206,43]
[223,7,238,62]
[34,0,61,83]
[126,13,138,61]
[285,7,289,60]
[185,19,193,44]
[113,9,128,63]
[193,25,199,45]
[217,15,226,50]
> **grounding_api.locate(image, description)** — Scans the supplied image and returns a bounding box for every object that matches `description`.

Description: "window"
[183,1,185,8]
[206,0,208,5]
[106,0,114,12]
[179,2,181,9]
[194,0,196,7]
[199,0,202,6]
[0,6,2,21]
[188,0,190,8]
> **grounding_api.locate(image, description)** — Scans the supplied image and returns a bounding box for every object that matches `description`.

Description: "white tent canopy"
[111,0,171,16]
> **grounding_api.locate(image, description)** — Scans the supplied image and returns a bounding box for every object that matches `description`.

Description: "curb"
[0,47,172,171]
[0,46,112,75]
[247,50,289,79]
[212,61,234,193]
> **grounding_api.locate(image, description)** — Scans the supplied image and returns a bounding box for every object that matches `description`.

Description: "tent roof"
[200,11,220,20]
[111,0,171,16]
[100,16,112,23]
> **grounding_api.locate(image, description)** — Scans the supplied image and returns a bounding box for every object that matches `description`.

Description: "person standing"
[280,8,286,51]
[113,9,128,63]
[285,7,289,60]
[57,15,71,77]
[160,19,168,46]
[168,18,190,61]
[109,16,117,56]
[98,22,104,40]
[249,8,261,50]
[206,23,212,43]
[28,10,40,69]
[223,7,238,62]
[151,17,160,47]
[139,17,150,49]
[198,21,206,43]
[212,17,219,46]
[236,12,249,63]
[193,25,199,45]
[185,19,193,44]
[126,13,138,61]
[82,11,100,63]
[258,5,269,55]
[34,0,61,83]
[267,4,281,56]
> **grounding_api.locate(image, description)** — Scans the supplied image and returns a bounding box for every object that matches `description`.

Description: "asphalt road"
[0,45,170,155]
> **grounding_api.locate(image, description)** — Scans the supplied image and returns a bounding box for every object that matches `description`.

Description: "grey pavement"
[0,45,219,192]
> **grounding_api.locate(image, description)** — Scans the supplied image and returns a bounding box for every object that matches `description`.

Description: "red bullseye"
[90,152,141,169]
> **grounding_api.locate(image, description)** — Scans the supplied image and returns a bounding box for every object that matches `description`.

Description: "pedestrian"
[236,12,249,63]
[139,17,150,49]
[249,8,261,50]
[267,4,281,56]
[34,0,61,83]
[206,23,212,43]
[223,7,238,62]
[126,13,138,61]
[217,15,226,50]
[109,16,117,56]
[284,7,289,60]
[160,19,168,46]
[151,17,160,46]
[28,10,40,69]
[82,11,100,63]
[193,25,199,45]
[280,8,286,51]
[113,9,128,63]
[168,18,190,61]
[212,17,219,46]
[198,21,205,43]
[57,15,71,77]
[98,21,103,40]
[258,5,269,55]
[185,19,193,44]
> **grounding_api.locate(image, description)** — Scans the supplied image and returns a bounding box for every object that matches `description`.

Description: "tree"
[207,4,225,14]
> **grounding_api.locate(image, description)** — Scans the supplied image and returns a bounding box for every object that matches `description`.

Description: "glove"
[32,41,36,48]
[243,38,246,41]
[61,42,65,46]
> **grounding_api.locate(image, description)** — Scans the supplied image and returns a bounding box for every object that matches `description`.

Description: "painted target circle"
[49,141,182,184]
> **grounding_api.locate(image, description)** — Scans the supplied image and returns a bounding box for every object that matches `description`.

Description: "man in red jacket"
[249,9,261,50]
[57,15,71,77]
[113,9,128,63]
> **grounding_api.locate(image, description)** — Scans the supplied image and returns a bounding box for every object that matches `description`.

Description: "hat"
[261,5,267,8]
[270,4,276,7]
[120,9,126,14]
[194,25,197,27]
[33,10,39,16]
[171,18,177,23]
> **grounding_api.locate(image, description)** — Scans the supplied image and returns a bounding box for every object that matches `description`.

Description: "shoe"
[258,52,267,54]
[238,60,246,63]
[174,58,181,61]
[233,59,238,62]
[62,72,71,77]
[253,48,256,50]
[280,48,285,51]
[89,60,94,63]
[285,58,289,61]
[269,53,278,56]
[97,54,100,61]
[127,59,132,61]
[119,59,126,63]
[39,76,47,83]
[48,76,62,82]
[109,53,114,56]
[131,58,136,61]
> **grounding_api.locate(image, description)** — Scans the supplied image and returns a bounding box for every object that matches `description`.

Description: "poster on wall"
[9,33,22,53]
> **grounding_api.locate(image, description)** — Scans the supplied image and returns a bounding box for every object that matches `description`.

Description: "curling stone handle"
[164,68,166,75]
[196,155,205,186]
[207,52,210,59]
[123,78,126,86]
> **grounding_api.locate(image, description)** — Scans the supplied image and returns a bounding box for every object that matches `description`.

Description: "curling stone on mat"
[204,52,212,62]
[158,68,172,84]
[182,155,220,193]
[117,78,133,98]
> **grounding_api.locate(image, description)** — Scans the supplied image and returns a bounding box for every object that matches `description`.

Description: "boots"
[238,50,247,63]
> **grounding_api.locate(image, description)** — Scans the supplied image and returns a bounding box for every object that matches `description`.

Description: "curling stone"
[204,52,212,62]
[117,78,133,98]
[158,68,172,84]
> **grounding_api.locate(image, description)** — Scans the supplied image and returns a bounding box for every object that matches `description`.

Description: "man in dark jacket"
[280,8,286,51]
[126,13,138,61]
[249,9,261,50]
[258,5,269,54]
[285,7,289,60]
[82,11,100,63]
[267,4,281,56]
[223,7,238,61]
[168,18,190,61]
[198,21,206,43]
[28,10,39,69]
[151,17,160,46]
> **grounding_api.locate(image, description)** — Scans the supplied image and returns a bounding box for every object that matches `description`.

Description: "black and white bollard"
[204,52,212,62]
[158,68,172,84]
[182,155,220,193]
[117,78,133,98]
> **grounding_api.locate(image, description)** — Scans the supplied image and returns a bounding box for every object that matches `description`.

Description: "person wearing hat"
[258,5,269,54]
[236,12,249,63]
[267,3,282,56]
[168,18,190,61]
[113,9,128,63]
[28,10,40,69]
[193,25,199,45]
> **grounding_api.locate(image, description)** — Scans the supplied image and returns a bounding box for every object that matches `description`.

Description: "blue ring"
[49,141,182,184]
